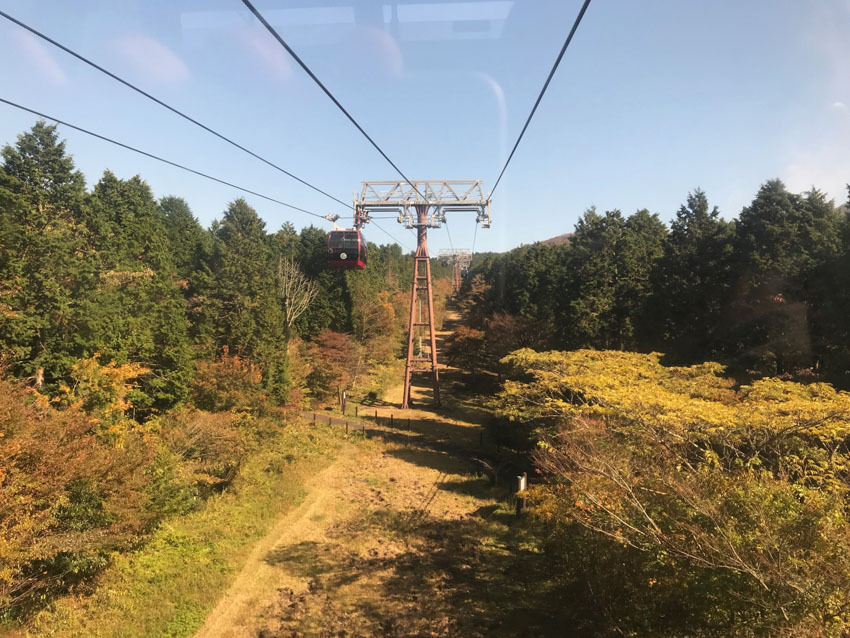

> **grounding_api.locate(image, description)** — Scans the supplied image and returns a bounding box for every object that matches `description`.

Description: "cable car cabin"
[327,229,367,270]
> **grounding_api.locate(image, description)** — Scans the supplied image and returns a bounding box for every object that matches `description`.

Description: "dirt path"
[193,421,527,637]
[193,461,344,638]
[193,306,559,637]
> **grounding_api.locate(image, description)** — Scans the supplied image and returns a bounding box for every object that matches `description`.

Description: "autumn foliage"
[497,349,850,636]
[0,378,153,611]
[0,355,263,617]
[189,349,265,413]
[304,330,361,401]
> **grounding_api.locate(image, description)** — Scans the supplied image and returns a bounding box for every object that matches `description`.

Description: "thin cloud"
[783,113,850,199]
[13,30,68,85]
[780,5,850,202]
[111,35,190,84]
[349,25,404,77]
[236,27,292,80]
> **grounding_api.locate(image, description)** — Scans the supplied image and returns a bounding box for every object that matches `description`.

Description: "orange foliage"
[305,330,361,402]
[189,351,265,413]
[0,379,153,611]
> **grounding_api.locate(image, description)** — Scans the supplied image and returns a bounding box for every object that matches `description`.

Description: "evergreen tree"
[78,172,192,412]
[158,196,213,350]
[615,208,667,349]
[271,221,300,262]
[294,226,352,336]
[0,123,92,387]
[650,189,735,360]
[159,196,210,281]
[730,180,842,374]
[205,199,287,397]
[1,121,85,215]
[564,208,624,348]
[805,188,850,380]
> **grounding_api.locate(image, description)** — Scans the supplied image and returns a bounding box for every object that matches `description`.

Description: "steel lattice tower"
[355,181,490,409]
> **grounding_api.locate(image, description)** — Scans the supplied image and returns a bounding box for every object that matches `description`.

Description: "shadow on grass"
[385,446,474,475]
[262,506,568,637]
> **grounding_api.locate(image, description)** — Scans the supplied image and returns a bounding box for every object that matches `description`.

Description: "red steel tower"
[354,181,490,409]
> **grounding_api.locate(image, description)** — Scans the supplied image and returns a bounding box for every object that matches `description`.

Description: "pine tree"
[650,189,735,360]
[0,123,92,388]
[78,172,192,413]
[730,180,842,374]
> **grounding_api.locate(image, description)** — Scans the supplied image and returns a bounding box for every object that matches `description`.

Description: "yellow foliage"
[52,355,150,444]
[498,349,850,633]
[499,349,850,447]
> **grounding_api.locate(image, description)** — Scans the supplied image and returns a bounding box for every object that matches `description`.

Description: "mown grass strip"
[26,422,343,638]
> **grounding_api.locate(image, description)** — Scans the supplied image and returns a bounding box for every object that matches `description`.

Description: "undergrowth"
[22,420,344,638]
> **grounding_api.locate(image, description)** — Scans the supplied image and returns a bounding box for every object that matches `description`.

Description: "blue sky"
[1,0,849,254]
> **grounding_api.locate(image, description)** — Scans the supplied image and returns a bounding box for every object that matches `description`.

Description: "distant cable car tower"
[439,249,472,296]
[355,181,490,408]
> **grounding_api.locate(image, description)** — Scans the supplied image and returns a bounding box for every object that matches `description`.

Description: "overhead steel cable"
[487,0,592,202]
[240,0,427,202]
[3,97,415,254]
[0,9,350,211]
[370,221,412,252]
[0,97,328,219]
[444,218,455,253]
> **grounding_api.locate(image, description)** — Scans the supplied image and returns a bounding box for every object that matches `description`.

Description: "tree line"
[0,121,418,615]
[465,183,850,386]
[0,121,417,412]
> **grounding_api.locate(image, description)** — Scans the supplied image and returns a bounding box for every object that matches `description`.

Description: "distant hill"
[540,233,573,246]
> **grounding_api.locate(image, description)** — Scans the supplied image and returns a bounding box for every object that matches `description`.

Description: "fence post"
[516,472,528,517]
[328,415,332,425]
[390,413,394,427]
[313,413,316,423]
[375,409,378,423]
[355,405,358,418]
[346,421,349,434]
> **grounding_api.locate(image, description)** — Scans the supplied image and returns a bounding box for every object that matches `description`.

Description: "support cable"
[3,97,415,256]
[370,221,412,252]
[240,0,427,202]
[487,0,592,202]
[0,9,351,210]
[0,97,330,219]
[444,218,455,253]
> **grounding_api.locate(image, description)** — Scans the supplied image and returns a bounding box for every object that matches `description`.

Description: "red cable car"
[327,228,367,270]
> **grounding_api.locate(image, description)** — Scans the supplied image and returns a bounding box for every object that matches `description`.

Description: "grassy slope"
[24,421,344,638]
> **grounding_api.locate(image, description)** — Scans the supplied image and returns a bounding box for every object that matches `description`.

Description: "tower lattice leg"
[402,206,440,409]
